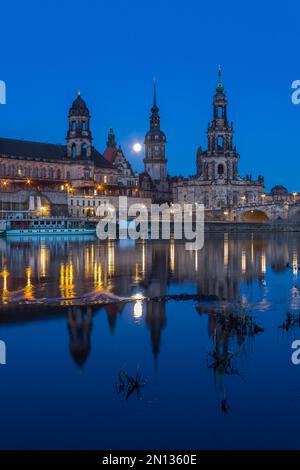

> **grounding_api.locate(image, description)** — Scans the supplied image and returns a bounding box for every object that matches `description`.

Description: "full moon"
[133,142,142,153]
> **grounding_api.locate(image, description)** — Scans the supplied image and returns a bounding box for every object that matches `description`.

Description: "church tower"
[106,128,117,149]
[144,83,169,201]
[196,67,239,181]
[67,91,92,159]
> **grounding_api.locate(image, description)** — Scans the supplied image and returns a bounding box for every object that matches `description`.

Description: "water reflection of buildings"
[0,234,300,365]
[68,307,93,368]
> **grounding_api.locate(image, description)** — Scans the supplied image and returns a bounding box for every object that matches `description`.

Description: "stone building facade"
[68,193,152,218]
[0,93,119,211]
[172,69,265,213]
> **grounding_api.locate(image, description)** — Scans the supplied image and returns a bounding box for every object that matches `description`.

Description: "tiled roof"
[103,146,118,163]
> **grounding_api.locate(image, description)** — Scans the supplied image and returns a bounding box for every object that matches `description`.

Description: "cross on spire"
[218,65,222,82]
[216,65,225,93]
[153,77,157,107]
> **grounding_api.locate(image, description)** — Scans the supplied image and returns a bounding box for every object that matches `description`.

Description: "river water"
[0,233,299,449]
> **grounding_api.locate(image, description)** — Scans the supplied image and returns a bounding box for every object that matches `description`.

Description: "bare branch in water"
[278,312,300,331]
[117,368,147,401]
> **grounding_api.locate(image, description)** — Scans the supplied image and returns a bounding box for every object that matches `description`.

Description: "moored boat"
[3,216,96,236]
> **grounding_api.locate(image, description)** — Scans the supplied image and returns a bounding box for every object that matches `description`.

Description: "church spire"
[150,79,160,128]
[153,77,157,108]
[107,128,116,148]
[144,80,169,201]
[216,64,225,93]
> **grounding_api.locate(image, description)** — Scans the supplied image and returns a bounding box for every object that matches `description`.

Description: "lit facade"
[172,69,265,213]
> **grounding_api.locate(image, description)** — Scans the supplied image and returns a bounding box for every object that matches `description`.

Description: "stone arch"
[217,163,224,175]
[239,209,269,222]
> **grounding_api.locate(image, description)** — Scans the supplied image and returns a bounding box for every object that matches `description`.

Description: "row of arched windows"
[0,163,64,180]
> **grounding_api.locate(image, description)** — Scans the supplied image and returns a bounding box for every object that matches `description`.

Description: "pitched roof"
[0,137,114,169]
[90,146,115,169]
[103,146,118,163]
[0,137,66,160]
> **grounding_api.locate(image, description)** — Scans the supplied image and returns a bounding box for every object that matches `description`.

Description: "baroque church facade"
[172,69,265,212]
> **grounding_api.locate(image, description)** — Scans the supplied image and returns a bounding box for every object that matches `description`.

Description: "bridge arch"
[239,209,269,222]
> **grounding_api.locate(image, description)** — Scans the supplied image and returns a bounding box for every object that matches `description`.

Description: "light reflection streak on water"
[0,235,299,315]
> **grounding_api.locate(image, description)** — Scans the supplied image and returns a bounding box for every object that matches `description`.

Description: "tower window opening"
[217,106,223,118]
[72,120,76,131]
[71,144,76,159]
[217,164,224,175]
[82,143,88,158]
[217,136,224,149]
[82,121,87,131]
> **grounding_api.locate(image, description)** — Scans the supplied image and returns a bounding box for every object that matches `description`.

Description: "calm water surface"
[0,233,300,449]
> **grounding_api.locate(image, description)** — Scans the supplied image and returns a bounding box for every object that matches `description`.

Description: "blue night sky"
[0,0,299,191]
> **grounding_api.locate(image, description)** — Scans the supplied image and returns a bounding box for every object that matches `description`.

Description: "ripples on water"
[0,233,300,449]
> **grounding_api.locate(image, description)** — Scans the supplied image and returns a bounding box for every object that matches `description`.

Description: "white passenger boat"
[3,217,96,237]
